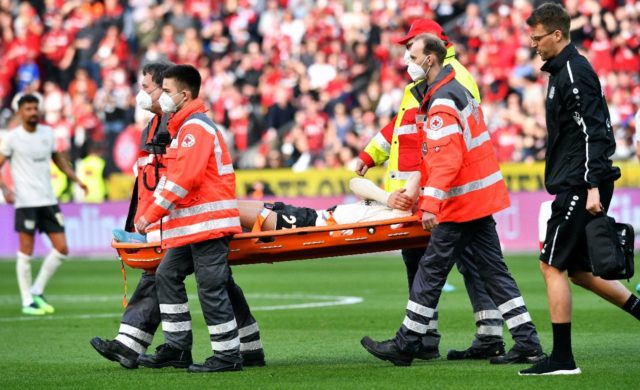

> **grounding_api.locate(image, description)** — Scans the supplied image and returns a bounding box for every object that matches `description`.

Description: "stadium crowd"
[0,0,638,180]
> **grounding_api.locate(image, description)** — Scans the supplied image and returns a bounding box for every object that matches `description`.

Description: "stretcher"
[111,216,430,271]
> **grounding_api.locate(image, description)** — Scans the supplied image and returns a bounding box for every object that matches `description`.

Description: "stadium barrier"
[1,190,639,258]
[105,167,389,200]
[105,162,640,200]
[500,161,640,191]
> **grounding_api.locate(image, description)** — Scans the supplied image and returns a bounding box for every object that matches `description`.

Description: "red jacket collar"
[422,65,456,107]
[168,99,207,135]
[146,115,160,144]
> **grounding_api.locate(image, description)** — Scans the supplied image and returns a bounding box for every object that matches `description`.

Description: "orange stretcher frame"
[112,216,430,270]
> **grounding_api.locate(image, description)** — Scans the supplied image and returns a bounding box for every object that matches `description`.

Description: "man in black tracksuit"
[521,3,640,376]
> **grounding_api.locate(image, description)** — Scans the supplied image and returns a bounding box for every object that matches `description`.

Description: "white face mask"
[159,92,183,113]
[403,50,411,65]
[136,89,154,110]
[407,55,429,81]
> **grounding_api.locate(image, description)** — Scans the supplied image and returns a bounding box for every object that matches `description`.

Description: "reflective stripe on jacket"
[360,81,422,192]
[359,45,481,193]
[143,99,241,248]
[418,65,509,222]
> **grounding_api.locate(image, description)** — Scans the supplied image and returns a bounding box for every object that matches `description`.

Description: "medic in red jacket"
[418,65,510,223]
[142,99,241,248]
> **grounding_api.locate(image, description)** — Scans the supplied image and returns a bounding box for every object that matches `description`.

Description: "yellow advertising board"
[500,162,546,192]
[103,162,640,200]
[103,168,386,199]
[500,161,640,191]
[235,167,387,197]
[615,161,640,188]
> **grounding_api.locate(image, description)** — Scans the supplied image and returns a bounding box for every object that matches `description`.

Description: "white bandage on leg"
[31,248,66,296]
[349,178,391,205]
[16,252,33,307]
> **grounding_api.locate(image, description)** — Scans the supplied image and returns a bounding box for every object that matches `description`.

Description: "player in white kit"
[239,173,419,232]
[0,94,87,315]
[114,174,420,243]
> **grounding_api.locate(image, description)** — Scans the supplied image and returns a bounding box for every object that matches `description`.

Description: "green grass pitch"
[0,254,638,389]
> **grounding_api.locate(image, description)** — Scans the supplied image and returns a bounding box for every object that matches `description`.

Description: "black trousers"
[403,244,504,350]
[155,237,261,362]
[115,271,160,354]
[396,216,540,353]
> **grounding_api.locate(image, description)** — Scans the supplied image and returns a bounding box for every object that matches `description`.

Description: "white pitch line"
[0,293,358,304]
[0,293,363,322]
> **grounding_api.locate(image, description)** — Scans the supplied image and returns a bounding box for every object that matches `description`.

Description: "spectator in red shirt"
[0,0,638,177]
[41,13,75,86]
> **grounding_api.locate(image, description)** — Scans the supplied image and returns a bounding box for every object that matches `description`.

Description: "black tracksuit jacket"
[541,43,620,195]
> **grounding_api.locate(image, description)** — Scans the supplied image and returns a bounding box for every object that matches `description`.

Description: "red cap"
[395,19,450,45]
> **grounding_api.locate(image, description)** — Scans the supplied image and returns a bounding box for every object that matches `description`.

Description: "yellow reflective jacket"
[359,45,480,192]
[50,162,71,202]
[77,154,107,202]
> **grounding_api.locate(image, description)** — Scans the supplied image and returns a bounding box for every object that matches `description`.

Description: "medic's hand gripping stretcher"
[112,216,430,271]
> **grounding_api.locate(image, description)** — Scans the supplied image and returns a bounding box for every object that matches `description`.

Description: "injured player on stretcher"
[113,173,420,243]
[240,173,419,232]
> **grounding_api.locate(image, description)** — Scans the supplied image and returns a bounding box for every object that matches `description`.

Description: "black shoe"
[188,356,243,373]
[519,356,581,375]
[414,346,440,361]
[490,346,545,365]
[241,349,266,367]
[447,342,505,360]
[137,343,193,368]
[360,336,413,366]
[90,337,139,369]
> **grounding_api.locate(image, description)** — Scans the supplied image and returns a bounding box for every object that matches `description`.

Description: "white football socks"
[16,252,33,307]
[30,248,66,296]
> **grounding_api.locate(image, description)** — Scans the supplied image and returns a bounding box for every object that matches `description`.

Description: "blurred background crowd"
[0,0,639,184]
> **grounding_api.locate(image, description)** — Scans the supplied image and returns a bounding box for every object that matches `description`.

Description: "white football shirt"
[0,125,57,208]
[316,200,411,226]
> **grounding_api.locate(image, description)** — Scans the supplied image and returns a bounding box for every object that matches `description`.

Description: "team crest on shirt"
[548,86,555,99]
[181,134,196,148]
[429,115,443,130]
[572,111,582,124]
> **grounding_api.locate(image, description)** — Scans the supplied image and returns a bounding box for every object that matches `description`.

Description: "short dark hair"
[142,61,174,87]
[163,64,201,98]
[526,2,570,40]
[17,94,40,108]
[415,33,447,65]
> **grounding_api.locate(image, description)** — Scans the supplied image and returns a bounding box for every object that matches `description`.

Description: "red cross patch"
[429,115,443,130]
[181,134,196,148]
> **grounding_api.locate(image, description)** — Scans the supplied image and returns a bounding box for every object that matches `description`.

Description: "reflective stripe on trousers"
[395,217,540,353]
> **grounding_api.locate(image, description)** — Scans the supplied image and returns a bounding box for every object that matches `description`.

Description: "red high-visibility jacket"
[418,66,510,222]
[358,81,423,193]
[142,99,241,248]
[358,48,482,194]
